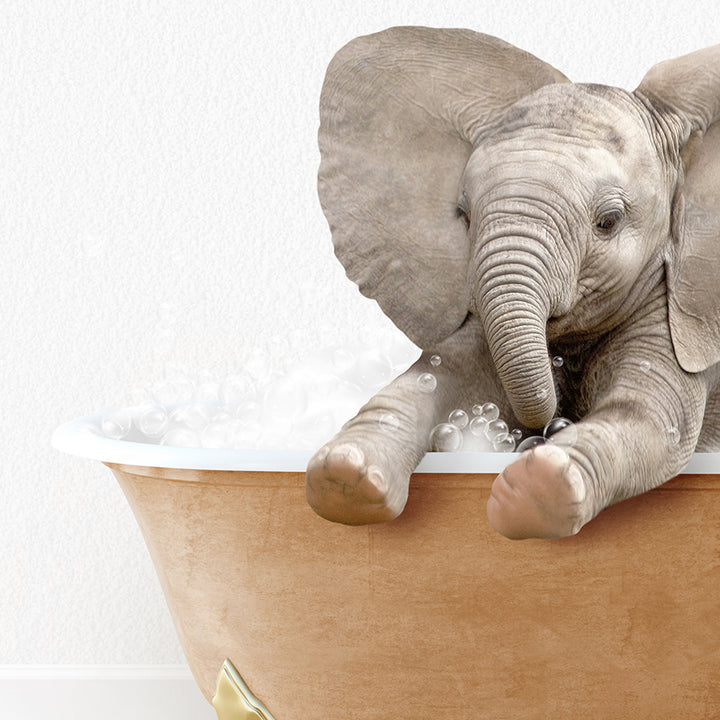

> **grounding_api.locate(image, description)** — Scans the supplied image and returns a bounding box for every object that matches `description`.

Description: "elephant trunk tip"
[513,387,557,430]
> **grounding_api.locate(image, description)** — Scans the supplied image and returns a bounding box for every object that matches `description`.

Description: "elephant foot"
[306,440,409,525]
[487,443,591,539]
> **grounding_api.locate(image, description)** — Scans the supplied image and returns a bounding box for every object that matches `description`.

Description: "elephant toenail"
[367,468,388,494]
[333,444,363,466]
[566,466,587,502]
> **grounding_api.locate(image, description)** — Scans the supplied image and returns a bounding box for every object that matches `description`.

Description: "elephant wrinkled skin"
[306,27,720,539]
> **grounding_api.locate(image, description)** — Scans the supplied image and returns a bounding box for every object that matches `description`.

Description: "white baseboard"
[0,666,217,720]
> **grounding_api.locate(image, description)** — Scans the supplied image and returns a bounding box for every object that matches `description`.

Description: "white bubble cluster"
[515,417,578,453]
[473,402,499,422]
[97,339,421,450]
[94,336,583,456]
[428,404,518,452]
[428,410,581,455]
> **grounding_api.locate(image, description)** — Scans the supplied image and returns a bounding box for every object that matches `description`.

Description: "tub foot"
[212,660,276,720]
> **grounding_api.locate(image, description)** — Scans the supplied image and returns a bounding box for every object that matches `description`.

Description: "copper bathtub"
[53,411,720,719]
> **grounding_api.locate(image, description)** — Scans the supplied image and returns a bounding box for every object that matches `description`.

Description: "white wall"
[2,0,718,706]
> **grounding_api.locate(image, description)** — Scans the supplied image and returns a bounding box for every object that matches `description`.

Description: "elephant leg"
[487,296,712,539]
[697,377,720,450]
[306,316,511,524]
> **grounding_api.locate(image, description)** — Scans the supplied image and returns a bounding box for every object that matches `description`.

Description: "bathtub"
[53,409,720,719]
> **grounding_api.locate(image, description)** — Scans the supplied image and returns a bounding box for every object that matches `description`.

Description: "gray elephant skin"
[306,26,720,540]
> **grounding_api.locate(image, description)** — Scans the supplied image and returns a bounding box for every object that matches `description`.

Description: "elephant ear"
[318,26,569,347]
[636,45,720,373]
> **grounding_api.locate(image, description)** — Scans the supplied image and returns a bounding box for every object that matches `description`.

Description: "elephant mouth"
[547,313,590,343]
[546,310,616,344]
[546,314,576,341]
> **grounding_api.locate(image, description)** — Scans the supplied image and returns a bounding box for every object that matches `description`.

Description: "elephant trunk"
[474,235,560,429]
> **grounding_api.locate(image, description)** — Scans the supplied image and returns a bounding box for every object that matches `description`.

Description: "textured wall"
[2,0,718,664]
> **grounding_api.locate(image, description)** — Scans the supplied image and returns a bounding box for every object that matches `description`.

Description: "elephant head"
[318,27,720,428]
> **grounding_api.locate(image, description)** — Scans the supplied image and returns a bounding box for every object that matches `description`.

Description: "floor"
[0,669,217,720]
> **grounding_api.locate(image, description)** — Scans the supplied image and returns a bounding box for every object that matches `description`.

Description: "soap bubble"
[469,416,488,436]
[201,420,235,448]
[485,419,509,442]
[535,387,549,401]
[493,433,516,452]
[479,402,499,422]
[517,436,546,452]
[552,355,564,368]
[101,409,132,440]
[448,408,469,430]
[640,360,651,373]
[136,404,170,438]
[171,403,211,432]
[379,413,400,433]
[666,426,681,446]
[430,354,442,367]
[510,428,523,441]
[429,423,463,452]
[76,420,103,439]
[417,373,437,393]
[544,417,578,446]
[161,427,201,448]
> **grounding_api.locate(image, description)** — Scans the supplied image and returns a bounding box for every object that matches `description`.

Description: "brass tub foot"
[212,660,276,720]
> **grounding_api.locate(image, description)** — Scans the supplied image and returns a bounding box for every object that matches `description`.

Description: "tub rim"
[51,408,720,474]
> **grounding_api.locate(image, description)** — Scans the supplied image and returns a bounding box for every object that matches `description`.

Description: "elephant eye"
[595,209,624,234]
[456,192,470,229]
[456,205,470,229]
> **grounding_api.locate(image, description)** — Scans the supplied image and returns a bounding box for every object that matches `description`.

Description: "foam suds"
[91,338,573,452]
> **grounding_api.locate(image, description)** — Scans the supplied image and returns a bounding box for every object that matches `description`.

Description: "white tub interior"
[52,409,720,475]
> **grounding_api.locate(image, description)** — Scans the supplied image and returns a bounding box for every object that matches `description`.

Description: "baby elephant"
[306,27,720,539]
